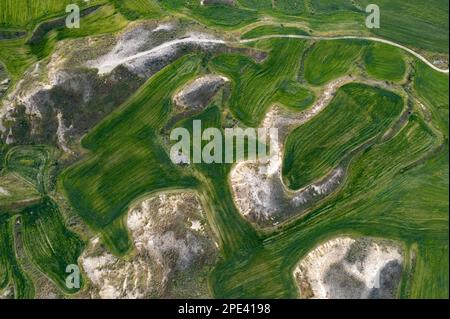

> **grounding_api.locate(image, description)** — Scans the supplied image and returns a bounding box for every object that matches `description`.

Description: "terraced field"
[0,0,448,300]
[211,39,313,125]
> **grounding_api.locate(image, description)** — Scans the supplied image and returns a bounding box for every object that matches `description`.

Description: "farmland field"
[0,0,448,302]
[303,40,365,85]
[282,83,404,190]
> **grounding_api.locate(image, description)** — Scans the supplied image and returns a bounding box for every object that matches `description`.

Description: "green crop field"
[303,40,365,85]
[358,0,449,53]
[273,0,305,15]
[310,0,360,13]
[162,0,259,28]
[0,0,448,301]
[0,215,34,298]
[238,0,272,10]
[60,56,202,255]
[5,146,54,193]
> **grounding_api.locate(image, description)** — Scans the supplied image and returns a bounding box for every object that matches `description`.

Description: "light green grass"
[58,5,128,40]
[238,0,272,10]
[5,145,54,194]
[60,56,202,255]
[162,1,259,28]
[0,37,35,81]
[30,5,128,60]
[310,0,359,13]
[406,241,449,298]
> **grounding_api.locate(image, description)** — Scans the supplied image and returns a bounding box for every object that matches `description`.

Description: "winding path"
[239,34,449,74]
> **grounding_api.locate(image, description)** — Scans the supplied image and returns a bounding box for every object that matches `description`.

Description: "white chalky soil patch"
[81,192,217,299]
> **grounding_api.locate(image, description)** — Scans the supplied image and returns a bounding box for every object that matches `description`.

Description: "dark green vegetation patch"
[0,0,448,300]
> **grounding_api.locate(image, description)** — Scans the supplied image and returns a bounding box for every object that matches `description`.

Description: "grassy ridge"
[363,43,406,82]
[303,40,365,85]
[283,83,404,190]
[0,37,35,81]
[211,39,313,126]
